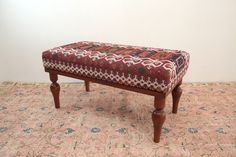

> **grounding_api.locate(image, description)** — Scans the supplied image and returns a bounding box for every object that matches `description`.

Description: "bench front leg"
[152,94,166,143]
[49,73,60,108]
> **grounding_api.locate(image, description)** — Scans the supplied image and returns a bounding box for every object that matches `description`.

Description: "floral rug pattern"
[0,82,235,157]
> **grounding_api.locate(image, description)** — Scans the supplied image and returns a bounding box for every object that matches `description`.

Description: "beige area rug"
[0,82,235,157]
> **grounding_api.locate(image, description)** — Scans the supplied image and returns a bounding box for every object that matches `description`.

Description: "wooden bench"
[42,41,190,143]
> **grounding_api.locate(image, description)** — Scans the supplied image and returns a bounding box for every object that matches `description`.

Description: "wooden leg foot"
[172,83,182,114]
[85,80,90,92]
[152,95,166,143]
[49,73,60,108]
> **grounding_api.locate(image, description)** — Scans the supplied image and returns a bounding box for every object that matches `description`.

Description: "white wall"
[0,0,236,83]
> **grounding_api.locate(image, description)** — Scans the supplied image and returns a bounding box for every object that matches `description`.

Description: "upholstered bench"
[42,41,190,143]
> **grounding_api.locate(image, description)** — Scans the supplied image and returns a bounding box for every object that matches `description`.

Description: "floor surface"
[0,82,235,157]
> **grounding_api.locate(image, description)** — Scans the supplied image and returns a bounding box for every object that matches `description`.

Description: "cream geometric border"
[43,57,189,93]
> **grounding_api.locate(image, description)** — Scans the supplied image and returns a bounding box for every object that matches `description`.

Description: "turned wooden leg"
[49,73,60,109]
[172,82,182,114]
[85,80,90,92]
[152,94,166,143]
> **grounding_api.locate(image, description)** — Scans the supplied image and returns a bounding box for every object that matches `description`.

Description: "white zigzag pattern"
[43,59,167,92]
[43,58,189,93]
[50,47,175,69]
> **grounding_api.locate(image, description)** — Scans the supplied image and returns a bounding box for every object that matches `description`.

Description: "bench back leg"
[85,80,90,92]
[172,81,182,114]
[49,73,60,108]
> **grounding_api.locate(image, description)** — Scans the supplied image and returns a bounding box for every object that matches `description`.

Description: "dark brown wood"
[152,94,166,143]
[172,81,182,114]
[49,73,60,108]
[85,80,90,92]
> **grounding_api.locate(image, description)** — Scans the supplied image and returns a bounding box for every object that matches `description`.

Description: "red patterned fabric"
[42,41,189,93]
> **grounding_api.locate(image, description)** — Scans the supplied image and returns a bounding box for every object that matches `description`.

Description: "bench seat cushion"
[42,41,189,93]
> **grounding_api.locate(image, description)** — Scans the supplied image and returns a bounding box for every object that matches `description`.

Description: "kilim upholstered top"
[42,41,189,93]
